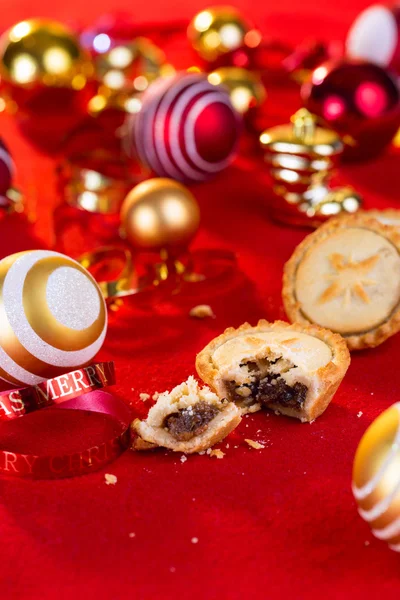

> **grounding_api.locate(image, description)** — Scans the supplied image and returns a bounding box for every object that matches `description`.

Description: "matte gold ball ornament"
[0,19,93,92]
[208,67,266,114]
[353,403,400,552]
[121,178,200,251]
[0,250,107,387]
[188,7,254,62]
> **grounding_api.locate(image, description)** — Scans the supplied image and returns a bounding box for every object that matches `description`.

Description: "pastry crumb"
[357,411,363,418]
[245,439,265,450]
[198,451,206,455]
[210,449,225,459]
[189,304,215,319]
[191,537,199,544]
[105,473,117,485]
[152,392,160,401]
[139,393,150,401]
[180,455,187,463]
[128,532,135,538]
[206,448,212,455]
[225,443,230,449]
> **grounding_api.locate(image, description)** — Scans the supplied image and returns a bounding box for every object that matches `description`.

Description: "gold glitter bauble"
[208,67,266,114]
[121,178,200,250]
[188,7,253,62]
[0,250,107,387]
[0,19,93,92]
[353,403,400,552]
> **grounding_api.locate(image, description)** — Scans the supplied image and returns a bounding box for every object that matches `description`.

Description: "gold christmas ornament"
[121,178,200,251]
[353,403,400,552]
[0,19,93,92]
[208,67,266,114]
[188,7,255,62]
[90,37,174,117]
[260,109,363,227]
[0,250,107,386]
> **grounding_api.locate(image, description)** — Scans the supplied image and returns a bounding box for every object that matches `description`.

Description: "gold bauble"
[0,250,107,387]
[188,7,254,62]
[208,67,266,114]
[353,403,400,552]
[121,178,200,250]
[0,19,93,91]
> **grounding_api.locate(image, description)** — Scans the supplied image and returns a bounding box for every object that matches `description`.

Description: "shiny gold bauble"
[188,7,254,62]
[121,178,200,250]
[353,403,400,552]
[0,19,93,91]
[208,67,266,114]
[0,250,107,387]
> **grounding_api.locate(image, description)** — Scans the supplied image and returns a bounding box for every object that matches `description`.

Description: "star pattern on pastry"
[319,252,379,307]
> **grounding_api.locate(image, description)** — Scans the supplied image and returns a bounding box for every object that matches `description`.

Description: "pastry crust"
[131,376,241,453]
[196,320,350,422]
[283,214,400,350]
[361,209,400,229]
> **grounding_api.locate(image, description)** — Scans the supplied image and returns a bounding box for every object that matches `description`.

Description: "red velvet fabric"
[0,1,400,598]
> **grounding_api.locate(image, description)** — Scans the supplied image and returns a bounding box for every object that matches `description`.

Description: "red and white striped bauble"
[125,72,241,182]
[346,4,400,76]
[0,140,14,207]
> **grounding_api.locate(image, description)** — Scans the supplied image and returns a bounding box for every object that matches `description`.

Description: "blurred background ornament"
[260,108,362,227]
[283,39,343,84]
[88,37,175,132]
[124,72,241,182]
[187,6,258,63]
[346,4,400,77]
[302,59,400,161]
[208,67,266,117]
[0,19,95,151]
[121,178,200,251]
[353,402,400,553]
[0,250,107,386]
[80,11,140,56]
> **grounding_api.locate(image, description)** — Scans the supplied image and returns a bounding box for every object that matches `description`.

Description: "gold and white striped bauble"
[0,250,107,387]
[353,403,400,552]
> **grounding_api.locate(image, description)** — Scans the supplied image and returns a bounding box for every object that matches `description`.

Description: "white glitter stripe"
[155,74,207,181]
[358,474,400,522]
[0,343,44,385]
[372,515,400,540]
[389,542,400,552]
[184,92,236,172]
[353,403,400,500]
[138,76,174,175]
[2,251,107,369]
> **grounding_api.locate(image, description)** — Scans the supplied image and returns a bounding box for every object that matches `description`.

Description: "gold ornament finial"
[291,108,317,143]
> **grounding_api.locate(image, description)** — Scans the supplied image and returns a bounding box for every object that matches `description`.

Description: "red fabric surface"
[1,1,400,598]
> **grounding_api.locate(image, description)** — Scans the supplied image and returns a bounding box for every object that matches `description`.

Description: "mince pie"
[196,320,350,422]
[132,376,241,453]
[283,214,400,350]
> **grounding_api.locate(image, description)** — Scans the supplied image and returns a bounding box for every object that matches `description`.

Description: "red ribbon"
[0,363,133,479]
[0,362,115,421]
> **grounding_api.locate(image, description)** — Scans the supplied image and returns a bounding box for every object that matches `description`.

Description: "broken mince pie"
[283,214,400,350]
[132,376,241,453]
[196,320,350,422]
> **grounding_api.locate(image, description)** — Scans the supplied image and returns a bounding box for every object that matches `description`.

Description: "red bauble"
[302,60,400,160]
[0,140,14,197]
[125,72,241,182]
[346,4,400,76]
[80,11,139,55]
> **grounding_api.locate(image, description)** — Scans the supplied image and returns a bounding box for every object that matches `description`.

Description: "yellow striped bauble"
[0,250,107,387]
[353,403,400,552]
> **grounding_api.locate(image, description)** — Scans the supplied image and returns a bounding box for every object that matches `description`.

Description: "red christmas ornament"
[0,140,14,197]
[302,59,400,160]
[346,4,400,76]
[125,72,241,182]
[80,11,139,56]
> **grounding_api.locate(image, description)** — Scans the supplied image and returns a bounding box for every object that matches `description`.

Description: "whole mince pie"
[283,214,400,350]
[132,376,241,453]
[196,320,350,422]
